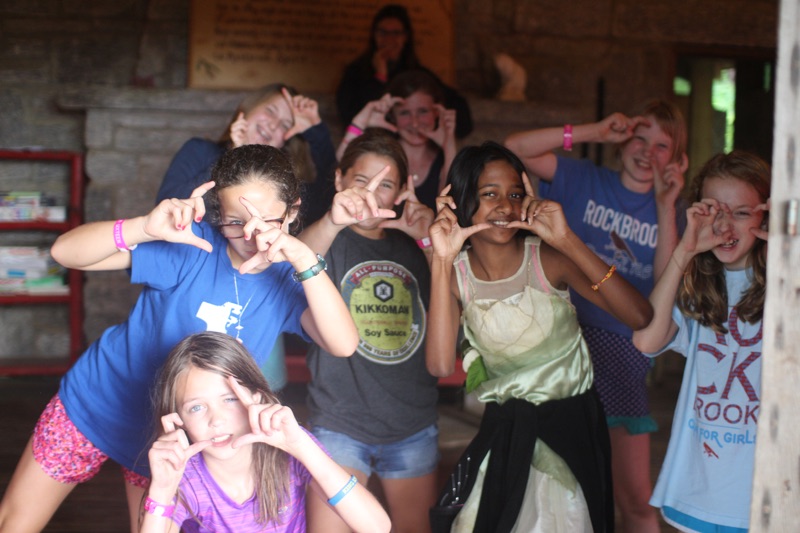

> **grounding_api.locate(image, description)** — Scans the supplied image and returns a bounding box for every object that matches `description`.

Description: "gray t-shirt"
[306,227,437,444]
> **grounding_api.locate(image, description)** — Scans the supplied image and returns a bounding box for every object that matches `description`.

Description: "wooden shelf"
[0,221,71,232]
[0,149,86,376]
[0,358,72,376]
[0,294,71,304]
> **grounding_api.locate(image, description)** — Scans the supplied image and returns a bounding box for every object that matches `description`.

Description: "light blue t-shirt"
[645,268,761,531]
[540,156,660,337]
[59,222,309,476]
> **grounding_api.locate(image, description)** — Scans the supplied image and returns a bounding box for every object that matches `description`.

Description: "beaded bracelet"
[591,265,616,291]
[328,475,358,506]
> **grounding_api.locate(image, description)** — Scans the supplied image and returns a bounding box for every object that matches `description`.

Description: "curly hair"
[677,151,770,333]
[205,144,302,233]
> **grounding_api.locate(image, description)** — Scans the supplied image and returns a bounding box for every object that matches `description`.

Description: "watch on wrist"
[292,254,327,282]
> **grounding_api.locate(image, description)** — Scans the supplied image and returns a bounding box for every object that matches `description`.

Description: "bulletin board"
[188,0,454,92]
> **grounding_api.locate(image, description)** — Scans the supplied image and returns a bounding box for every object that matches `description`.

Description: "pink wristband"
[346,124,363,137]
[113,219,137,252]
[144,496,175,518]
[563,124,573,152]
[416,237,432,249]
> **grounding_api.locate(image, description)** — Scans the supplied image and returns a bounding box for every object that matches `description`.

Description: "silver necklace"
[232,273,254,342]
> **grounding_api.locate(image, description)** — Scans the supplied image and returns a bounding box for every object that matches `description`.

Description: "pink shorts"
[33,394,149,488]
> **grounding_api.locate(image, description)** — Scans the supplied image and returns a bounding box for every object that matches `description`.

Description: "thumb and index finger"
[519,172,539,222]
[362,166,398,219]
[159,181,214,253]
[365,165,391,193]
[521,172,536,198]
[228,375,267,439]
[188,181,215,221]
[462,221,494,239]
[281,87,304,140]
[160,413,210,458]
[393,173,418,205]
[229,374,257,406]
[627,114,651,131]
[435,184,457,213]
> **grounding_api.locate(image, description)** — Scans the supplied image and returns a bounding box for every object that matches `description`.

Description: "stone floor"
[0,353,686,532]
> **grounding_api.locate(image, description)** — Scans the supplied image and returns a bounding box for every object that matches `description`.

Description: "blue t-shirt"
[540,156,659,337]
[59,222,309,476]
[155,138,225,203]
[645,268,760,531]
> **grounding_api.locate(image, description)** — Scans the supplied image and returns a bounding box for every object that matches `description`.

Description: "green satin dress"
[452,236,595,533]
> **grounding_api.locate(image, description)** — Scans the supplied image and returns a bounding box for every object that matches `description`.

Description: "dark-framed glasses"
[218,217,285,239]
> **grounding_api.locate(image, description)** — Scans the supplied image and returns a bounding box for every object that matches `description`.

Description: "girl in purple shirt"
[142,332,390,533]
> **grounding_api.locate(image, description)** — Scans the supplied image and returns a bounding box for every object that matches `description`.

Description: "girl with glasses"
[0,144,357,533]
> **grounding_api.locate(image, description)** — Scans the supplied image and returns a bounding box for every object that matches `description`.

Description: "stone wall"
[0,0,779,358]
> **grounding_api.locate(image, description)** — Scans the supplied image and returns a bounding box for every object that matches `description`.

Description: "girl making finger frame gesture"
[426,141,653,533]
[142,332,390,533]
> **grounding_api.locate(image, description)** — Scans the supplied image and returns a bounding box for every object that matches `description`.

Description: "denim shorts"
[312,424,440,479]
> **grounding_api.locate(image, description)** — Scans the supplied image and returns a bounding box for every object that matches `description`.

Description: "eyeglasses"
[375,28,406,38]
[218,217,285,239]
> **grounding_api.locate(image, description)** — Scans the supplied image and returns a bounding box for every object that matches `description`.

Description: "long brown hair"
[677,151,770,333]
[151,332,289,525]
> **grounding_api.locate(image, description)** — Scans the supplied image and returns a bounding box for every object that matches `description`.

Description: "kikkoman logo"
[374,280,393,302]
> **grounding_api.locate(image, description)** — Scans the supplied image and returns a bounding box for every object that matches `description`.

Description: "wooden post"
[750,0,800,529]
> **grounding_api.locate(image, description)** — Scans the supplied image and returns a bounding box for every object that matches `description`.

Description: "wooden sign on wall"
[188,0,454,92]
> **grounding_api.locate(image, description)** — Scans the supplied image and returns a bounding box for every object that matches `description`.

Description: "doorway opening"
[672,53,775,177]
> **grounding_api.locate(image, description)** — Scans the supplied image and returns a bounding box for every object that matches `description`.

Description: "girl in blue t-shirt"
[0,144,358,533]
[633,151,769,532]
[142,332,390,533]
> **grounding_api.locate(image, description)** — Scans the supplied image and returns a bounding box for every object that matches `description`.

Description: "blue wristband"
[327,475,358,506]
[292,254,327,282]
